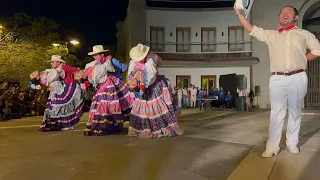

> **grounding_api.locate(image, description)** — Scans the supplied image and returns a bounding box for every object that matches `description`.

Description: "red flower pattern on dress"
[84,81,91,88]
[139,82,145,92]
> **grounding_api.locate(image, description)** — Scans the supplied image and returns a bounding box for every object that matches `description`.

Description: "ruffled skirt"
[84,76,133,136]
[40,82,83,131]
[128,75,184,138]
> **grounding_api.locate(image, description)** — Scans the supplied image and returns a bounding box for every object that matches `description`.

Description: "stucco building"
[117,0,320,108]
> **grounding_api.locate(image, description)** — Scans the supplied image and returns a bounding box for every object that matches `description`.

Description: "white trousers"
[267,72,308,150]
[191,95,197,107]
[178,96,182,108]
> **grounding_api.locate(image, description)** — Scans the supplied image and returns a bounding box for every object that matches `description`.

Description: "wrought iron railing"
[142,40,252,53]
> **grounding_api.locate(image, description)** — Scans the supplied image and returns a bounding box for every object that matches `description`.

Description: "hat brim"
[236,0,254,18]
[88,49,109,56]
[130,46,150,62]
[47,59,66,64]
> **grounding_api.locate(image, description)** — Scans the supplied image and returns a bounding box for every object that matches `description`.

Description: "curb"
[301,112,320,116]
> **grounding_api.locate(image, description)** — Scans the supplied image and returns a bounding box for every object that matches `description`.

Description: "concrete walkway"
[180,108,206,116]
[0,108,319,180]
[179,108,320,180]
[225,110,320,180]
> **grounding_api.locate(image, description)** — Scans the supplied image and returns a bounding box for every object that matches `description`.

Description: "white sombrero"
[47,55,66,63]
[129,43,150,62]
[88,45,110,56]
[235,0,254,18]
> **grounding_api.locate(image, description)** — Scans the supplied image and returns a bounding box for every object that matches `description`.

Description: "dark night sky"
[1,0,233,59]
[1,0,129,58]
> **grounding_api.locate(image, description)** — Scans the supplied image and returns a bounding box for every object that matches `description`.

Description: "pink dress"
[84,60,133,136]
[127,53,183,138]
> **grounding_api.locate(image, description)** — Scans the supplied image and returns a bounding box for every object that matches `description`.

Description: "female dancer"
[30,55,83,131]
[127,43,184,138]
[74,55,132,136]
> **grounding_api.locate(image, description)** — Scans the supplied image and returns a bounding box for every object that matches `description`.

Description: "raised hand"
[134,71,142,81]
[233,0,241,14]
[128,78,138,89]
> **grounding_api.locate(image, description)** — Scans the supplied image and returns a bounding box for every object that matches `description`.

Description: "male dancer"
[234,1,320,157]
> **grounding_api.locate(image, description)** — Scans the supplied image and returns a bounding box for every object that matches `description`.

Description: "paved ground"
[0,108,319,180]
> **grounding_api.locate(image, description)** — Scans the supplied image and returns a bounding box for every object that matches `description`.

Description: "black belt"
[272,69,304,76]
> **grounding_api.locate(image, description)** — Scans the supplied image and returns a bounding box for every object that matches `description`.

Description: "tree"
[0,13,67,88]
[65,54,80,67]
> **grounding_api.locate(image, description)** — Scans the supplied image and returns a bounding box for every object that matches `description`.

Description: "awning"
[156,52,259,67]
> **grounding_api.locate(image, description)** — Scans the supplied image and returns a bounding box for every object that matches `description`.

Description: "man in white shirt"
[190,85,198,108]
[234,1,320,158]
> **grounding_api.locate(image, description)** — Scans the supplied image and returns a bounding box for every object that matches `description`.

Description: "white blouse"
[89,60,115,84]
[42,69,60,86]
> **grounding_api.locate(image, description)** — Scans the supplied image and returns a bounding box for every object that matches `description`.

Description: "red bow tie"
[278,25,296,33]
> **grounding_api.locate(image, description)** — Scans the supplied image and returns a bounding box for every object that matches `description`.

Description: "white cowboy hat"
[235,0,254,18]
[47,55,65,63]
[129,43,150,62]
[88,45,109,56]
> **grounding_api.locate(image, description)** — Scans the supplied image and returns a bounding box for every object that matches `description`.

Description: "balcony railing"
[143,40,251,53]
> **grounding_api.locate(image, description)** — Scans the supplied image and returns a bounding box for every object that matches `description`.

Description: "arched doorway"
[302,0,320,106]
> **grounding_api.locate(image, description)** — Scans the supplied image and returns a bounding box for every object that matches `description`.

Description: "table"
[197,98,217,109]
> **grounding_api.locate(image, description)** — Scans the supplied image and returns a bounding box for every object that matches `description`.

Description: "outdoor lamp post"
[52,40,79,48]
[70,40,79,45]
[52,40,80,61]
[52,40,80,53]
[64,40,80,54]
[0,25,4,34]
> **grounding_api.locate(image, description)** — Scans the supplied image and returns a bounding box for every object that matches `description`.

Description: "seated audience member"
[218,88,225,107]
[209,87,215,96]
[214,88,219,97]
[197,89,207,110]
[225,91,233,108]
